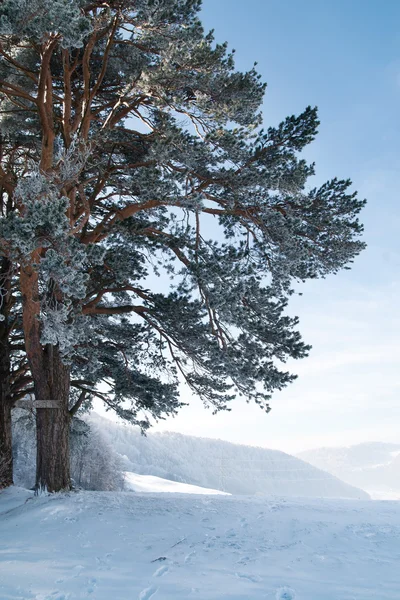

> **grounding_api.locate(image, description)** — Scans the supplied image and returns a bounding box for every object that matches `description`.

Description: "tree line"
[0,0,365,492]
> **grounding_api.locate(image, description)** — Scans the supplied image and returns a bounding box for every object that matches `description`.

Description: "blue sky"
[101,2,400,452]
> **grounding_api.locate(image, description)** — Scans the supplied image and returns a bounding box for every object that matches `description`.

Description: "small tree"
[70,418,124,491]
[11,408,36,488]
[0,256,13,489]
[0,0,366,492]
[0,253,31,489]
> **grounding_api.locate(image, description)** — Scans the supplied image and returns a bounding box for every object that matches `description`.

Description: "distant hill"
[298,442,400,497]
[90,413,369,499]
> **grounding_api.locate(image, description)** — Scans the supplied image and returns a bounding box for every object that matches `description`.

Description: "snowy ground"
[124,472,229,495]
[367,489,400,501]
[1,487,400,600]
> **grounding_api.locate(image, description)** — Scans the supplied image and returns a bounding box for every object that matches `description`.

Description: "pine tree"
[0,0,366,491]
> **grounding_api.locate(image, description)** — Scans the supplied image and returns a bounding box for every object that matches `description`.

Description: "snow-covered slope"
[298,442,400,498]
[91,413,368,499]
[124,472,229,495]
[1,486,399,600]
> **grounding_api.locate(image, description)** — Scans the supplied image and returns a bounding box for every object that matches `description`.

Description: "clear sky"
[100,1,400,454]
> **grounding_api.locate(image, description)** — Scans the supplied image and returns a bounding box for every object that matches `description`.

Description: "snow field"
[1,487,400,599]
[123,472,230,495]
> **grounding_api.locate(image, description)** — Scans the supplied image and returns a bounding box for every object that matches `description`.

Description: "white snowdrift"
[1,486,399,599]
[124,471,229,495]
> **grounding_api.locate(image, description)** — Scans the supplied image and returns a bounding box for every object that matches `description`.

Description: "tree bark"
[20,260,72,493]
[0,391,13,490]
[0,257,13,489]
[34,345,71,493]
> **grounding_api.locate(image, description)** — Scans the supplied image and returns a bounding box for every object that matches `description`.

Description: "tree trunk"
[34,345,71,493]
[0,396,13,490]
[0,257,13,489]
[20,262,72,493]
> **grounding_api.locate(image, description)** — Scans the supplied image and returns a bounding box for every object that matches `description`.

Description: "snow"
[124,471,229,495]
[1,486,400,599]
[368,490,400,501]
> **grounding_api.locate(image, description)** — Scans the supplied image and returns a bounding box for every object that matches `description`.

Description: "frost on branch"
[0,165,104,355]
[0,0,92,48]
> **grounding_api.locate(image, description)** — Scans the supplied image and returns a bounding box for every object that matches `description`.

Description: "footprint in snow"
[35,594,70,600]
[226,528,237,538]
[86,577,97,596]
[236,555,253,565]
[184,551,196,564]
[71,565,85,578]
[95,553,113,570]
[138,585,158,600]
[153,565,169,577]
[276,587,296,600]
[235,573,261,583]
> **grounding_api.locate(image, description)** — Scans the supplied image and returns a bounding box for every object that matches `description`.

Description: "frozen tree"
[70,418,124,491]
[0,256,13,489]
[12,410,124,491]
[0,0,366,491]
[11,409,36,488]
[0,249,31,488]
